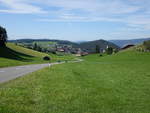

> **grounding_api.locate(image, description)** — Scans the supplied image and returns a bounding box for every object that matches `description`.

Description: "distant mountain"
[74,39,120,53]
[109,38,150,47]
[75,40,87,44]
[9,39,119,53]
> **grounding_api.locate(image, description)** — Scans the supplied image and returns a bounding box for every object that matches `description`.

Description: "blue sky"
[0,0,150,41]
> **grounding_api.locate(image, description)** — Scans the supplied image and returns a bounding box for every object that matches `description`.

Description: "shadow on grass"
[0,46,34,62]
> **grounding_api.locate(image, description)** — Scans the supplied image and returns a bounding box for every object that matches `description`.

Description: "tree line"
[95,45,118,55]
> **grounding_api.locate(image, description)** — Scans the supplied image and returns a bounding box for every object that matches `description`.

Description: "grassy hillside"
[0,43,75,67]
[33,41,57,48]
[7,43,48,57]
[0,50,150,113]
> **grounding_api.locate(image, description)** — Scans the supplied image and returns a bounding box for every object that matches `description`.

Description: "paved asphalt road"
[0,63,59,83]
[0,59,83,83]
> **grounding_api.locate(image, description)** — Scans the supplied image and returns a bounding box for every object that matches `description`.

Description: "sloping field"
[7,43,48,57]
[0,43,75,67]
[0,43,49,67]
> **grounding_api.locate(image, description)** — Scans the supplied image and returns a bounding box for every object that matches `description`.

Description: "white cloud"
[37,16,123,23]
[1,0,150,31]
[39,0,140,14]
[0,0,46,14]
[0,0,141,14]
[34,0,144,25]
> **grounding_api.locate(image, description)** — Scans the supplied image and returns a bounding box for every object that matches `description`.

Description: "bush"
[114,49,119,53]
[143,40,150,51]
[57,60,61,63]
[52,51,56,54]
[43,56,50,61]
[106,47,113,55]
[99,54,103,57]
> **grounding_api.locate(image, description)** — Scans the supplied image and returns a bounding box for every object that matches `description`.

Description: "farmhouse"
[75,54,81,57]
[81,52,88,56]
[57,48,65,52]
[122,44,135,50]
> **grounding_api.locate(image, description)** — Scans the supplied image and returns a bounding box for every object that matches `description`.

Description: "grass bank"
[0,43,75,67]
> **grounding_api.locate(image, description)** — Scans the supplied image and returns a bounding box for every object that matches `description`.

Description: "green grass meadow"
[0,50,150,113]
[33,41,57,46]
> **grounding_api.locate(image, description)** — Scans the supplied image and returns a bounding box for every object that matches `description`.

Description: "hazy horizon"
[1,0,150,41]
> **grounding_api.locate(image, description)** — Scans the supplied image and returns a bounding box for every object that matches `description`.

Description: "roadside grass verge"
[0,50,150,113]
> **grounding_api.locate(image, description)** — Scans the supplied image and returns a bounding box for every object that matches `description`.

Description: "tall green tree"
[143,40,150,50]
[0,26,8,47]
[106,47,113,55]
[33,43,38,50]
[95,45,100,53]
[36,45,42,52]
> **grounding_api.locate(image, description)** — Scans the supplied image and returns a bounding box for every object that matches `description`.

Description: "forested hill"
[74,39,120,53]
[9,39,120,53]
[109,38,150,47]
[9,39,78,46]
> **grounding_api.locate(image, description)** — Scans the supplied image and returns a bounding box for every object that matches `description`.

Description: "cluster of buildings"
[49,43,138,56]
[55,44,89,56]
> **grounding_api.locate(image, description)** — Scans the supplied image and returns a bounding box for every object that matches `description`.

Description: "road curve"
[0,63,58,83]
[0,59,83,83]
